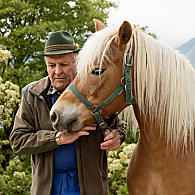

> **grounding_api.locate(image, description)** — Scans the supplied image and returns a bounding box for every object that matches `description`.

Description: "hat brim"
[37,48,80,56]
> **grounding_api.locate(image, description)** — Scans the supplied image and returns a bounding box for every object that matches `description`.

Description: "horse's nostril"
[50,111,58,125]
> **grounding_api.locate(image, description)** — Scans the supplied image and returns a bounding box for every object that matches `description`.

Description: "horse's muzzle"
[50,106,82,133]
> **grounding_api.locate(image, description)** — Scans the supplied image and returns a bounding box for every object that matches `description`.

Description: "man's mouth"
[55,78,66,81]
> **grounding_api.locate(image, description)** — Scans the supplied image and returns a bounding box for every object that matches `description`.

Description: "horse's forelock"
[76,24,120,80]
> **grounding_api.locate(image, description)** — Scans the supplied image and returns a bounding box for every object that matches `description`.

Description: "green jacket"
[10,76,127,195]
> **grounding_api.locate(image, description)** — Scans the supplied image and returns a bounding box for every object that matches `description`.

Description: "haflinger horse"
[50,19,195,194]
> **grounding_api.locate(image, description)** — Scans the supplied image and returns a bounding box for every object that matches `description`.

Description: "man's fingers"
[77,131,89,136]
[81,125,96,131]
[101,138,120,148]
[101,139,114,147]
[104,129,111,137]
[104,131,119,141]
[70,131,89,141]
[100,141,120,150]
[59,130,90,144]
[100,140,120,150]
[101,145,119,151]
[101,132,121,150]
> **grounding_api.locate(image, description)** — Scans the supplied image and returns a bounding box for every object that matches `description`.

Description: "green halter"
[68,47,135,131]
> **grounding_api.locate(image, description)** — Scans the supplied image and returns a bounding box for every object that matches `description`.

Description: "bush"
[0,47,32,195]
[0,75,32,194]
[0,47,20,171]
[0,158,31,195]
[0,79,20,128]
[108,142,136,195]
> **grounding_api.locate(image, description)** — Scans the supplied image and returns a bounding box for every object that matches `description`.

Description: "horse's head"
[50,20,133,132]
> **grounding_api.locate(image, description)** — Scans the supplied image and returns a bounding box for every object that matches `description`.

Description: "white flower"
[125,159,130,164]
[13,171,26,178]
[119,152,127,163]
[108,173,112,178]
[0,84,6,91]
[108,142,137,193]
[0,48,12,64]
[0,105,4,114]
[115,163,123,171]
[9,160,15,166]
[107,157,113,163]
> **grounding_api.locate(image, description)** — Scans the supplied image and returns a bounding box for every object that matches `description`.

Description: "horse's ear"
[93,19,106,31]
[118,21,132,46]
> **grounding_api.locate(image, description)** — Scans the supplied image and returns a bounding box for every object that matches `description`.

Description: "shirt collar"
[47,84,61,95]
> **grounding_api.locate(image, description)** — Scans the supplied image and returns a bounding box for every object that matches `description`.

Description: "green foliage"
[137,25,158,39]
[108,142,136,195]
[0,47,31,194]
[0,48,20,168]
[0,80,20,128]
[0,158,31,195]
[0,45,12,64]
[125,126,139,144]
[0,0,117,89]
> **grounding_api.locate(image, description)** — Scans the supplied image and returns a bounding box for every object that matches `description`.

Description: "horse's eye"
[91,68,106,76]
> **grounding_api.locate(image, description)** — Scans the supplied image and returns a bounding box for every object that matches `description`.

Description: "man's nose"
[55,66,63,74]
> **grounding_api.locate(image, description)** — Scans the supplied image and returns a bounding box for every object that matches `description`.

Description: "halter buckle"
[90,106,102,114]
[121,77,125,83]
[125,54,133,67]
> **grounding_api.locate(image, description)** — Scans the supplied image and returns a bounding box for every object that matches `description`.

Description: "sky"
[107,0,195,49]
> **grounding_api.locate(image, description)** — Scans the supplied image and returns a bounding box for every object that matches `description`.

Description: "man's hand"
[56,125,96,145]
[100,129,121,151]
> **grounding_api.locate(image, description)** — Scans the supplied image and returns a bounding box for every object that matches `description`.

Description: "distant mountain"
[176,38,195,68]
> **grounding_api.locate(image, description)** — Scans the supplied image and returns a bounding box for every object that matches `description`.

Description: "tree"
[0,0,117,88]
[138,25,158,39]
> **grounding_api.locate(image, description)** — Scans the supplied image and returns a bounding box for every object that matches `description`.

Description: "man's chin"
[54,83,69,91]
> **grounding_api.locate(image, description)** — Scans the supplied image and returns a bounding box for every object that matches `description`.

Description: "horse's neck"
[133,105,167,150]
[133,104,195,157]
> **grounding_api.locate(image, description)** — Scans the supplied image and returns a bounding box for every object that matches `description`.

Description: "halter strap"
[125,46,136,104]
[69,82,125,130]
[68,45,135,131]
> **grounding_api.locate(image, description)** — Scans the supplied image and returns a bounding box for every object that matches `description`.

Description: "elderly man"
[10,30,127,195]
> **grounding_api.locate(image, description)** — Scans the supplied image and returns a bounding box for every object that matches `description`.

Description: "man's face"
[45,53,76,92]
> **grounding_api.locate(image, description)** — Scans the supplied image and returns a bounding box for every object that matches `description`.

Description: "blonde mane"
[76,22,195,150]
[133,28,195,150]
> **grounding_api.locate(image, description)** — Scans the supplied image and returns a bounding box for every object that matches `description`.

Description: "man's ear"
[93,19,106,32]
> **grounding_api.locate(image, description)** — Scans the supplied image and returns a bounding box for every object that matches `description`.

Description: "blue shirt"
[50,94,80,195]
[51,143,80,195]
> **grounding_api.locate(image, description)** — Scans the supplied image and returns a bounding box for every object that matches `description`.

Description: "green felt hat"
[38,30,80,56]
